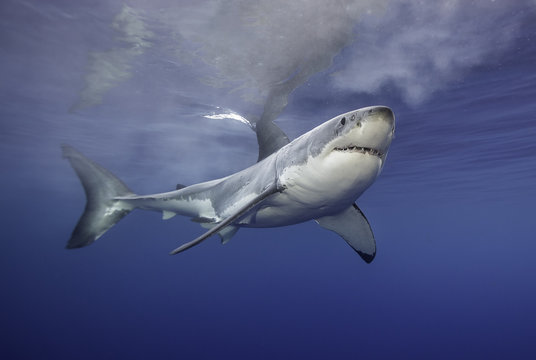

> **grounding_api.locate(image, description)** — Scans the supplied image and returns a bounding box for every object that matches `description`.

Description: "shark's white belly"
[241,152,383,227]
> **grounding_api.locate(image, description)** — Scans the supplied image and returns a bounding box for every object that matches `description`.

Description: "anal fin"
[162,210,177,220]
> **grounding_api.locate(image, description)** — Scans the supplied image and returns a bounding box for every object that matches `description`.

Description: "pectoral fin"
[169,183,279,255]
[316,204,376,263]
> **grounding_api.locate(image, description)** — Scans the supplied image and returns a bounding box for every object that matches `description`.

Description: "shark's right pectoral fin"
[316,204,376,263]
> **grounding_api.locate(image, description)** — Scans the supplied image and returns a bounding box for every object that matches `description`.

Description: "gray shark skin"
[63,105,395,263]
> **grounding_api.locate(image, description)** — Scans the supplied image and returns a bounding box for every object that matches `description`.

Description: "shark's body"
[64,105,395,263]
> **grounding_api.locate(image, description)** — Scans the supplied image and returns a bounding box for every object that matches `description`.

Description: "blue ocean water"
[1,1,536,359]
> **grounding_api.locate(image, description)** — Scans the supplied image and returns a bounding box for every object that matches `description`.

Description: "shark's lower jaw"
[333,146,383,157]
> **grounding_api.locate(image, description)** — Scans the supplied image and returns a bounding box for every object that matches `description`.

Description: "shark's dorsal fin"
[255,120,290,162]
[169,183,280,255]
[315,203,376,263]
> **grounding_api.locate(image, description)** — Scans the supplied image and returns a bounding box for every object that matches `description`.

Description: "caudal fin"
[62,145,135,249]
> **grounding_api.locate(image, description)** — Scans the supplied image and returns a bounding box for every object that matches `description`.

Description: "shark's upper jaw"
[333,145,384,157]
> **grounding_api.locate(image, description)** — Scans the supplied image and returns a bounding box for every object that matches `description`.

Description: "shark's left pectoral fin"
[316,204,376,263]
[169,183,279,255]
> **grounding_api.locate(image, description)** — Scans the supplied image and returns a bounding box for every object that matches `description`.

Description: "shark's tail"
[62,145,135,249]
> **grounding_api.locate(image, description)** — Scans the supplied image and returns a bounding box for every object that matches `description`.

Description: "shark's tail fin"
[62,144,135,249]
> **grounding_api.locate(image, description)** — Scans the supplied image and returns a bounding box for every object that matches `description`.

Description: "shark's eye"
[340,117,346,126]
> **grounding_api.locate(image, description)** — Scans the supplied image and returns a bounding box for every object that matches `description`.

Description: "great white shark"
[63,105,395,263]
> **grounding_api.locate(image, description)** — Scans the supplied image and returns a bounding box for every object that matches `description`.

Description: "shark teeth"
[334,146,382,157]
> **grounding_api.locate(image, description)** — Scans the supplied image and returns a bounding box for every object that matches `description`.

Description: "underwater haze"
[1,0,536,359]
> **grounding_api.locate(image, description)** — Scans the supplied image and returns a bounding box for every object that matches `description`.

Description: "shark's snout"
[363,106,395,129]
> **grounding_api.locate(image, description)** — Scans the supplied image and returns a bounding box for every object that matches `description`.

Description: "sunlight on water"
[203,110,253,127]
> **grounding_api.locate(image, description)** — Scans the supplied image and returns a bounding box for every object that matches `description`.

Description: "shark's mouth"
[334,146,383,157]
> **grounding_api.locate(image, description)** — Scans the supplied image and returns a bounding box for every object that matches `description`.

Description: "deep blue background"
[1,1,536,359]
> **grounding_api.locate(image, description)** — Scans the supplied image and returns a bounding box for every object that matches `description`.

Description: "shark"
[63,105,395,263]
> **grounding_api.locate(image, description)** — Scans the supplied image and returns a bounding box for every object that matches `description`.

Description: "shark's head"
[324,105,395,166]
[277,106,395,212]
